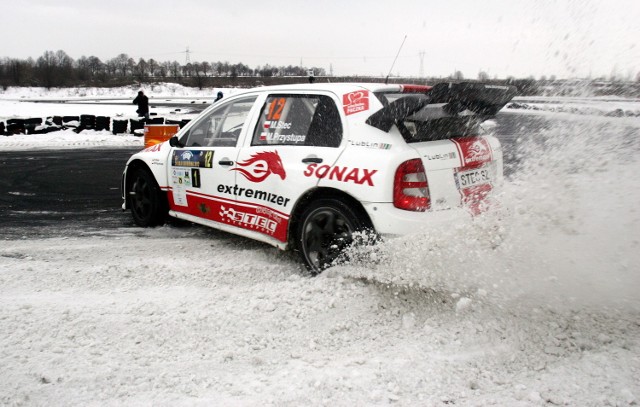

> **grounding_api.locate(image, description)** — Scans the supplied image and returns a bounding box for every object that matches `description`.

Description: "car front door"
[167,95,259,225]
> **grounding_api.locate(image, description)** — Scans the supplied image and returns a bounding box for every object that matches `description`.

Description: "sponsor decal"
[198,203,210,214]
[219,205,278,234]
[343,90,369,115]
[424,152,457,161]
[232,151,286,182]
[171,149,214,168]
[348,140,392,150]
[172,169,192,187]
[256,206,284,224]
[452,137,492,167]
[217,184,291,207]
[144,143,163,153]
[460,183,492,216]
[167,189,290,242]
[303,163,377,186]
[171,168,191,206]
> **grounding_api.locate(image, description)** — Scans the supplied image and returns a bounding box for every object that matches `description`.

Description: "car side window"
[251,94,342,148]
[182,96,256,147]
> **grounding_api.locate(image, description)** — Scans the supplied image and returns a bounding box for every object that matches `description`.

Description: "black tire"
[295,198,372,274]
[128,168,167,227]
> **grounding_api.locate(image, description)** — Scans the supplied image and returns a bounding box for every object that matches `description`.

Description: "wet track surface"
[0,148,140,238]
[0,112,542,239]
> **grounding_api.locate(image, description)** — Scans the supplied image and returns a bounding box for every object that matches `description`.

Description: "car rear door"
[231,92,347,244]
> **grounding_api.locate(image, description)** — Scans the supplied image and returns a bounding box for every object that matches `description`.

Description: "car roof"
[236,82,409,95]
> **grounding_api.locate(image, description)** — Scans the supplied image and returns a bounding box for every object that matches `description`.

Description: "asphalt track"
[0,148,140,239]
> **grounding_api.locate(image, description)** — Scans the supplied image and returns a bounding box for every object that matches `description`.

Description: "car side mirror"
[169,136,183,148]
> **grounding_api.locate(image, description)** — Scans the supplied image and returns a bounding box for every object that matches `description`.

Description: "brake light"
[394,159,430,211]
[400,84,433,93]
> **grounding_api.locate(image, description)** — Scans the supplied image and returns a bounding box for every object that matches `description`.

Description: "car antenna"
[385,35,407,85]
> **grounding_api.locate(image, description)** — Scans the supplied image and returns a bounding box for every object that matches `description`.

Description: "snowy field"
[1,85,640,405]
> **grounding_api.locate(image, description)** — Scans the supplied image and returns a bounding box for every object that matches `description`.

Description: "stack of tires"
[1,115,181,136]
[112,120,128,134]
[95,116,110,131]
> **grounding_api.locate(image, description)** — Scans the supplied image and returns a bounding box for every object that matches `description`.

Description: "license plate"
[456,167,492,189]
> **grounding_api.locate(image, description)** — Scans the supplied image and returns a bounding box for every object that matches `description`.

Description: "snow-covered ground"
[507,95,640,118]
[1,85,639,405]
[0,83,242,150]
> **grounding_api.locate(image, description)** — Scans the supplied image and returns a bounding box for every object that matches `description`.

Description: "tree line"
[0,50,327,89]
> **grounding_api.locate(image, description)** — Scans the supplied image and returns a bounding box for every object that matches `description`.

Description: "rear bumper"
[362,202,471,235]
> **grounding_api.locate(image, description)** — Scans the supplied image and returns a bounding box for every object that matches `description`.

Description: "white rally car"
[122,82,515,272]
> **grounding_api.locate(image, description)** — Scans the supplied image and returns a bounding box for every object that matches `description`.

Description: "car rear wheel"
[295,198,371,274]
[128,167,166,227]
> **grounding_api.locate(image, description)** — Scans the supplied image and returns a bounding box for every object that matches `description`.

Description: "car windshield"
[371,92,483,143]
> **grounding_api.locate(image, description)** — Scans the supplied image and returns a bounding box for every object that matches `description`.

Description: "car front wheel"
[128,167,166,227]
[295,198,371,274]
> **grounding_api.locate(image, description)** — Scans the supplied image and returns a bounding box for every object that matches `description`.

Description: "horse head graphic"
[232,151,286,183]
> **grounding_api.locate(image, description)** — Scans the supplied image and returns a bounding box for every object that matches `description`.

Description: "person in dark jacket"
[133,90,149,119]
[214,91,223,103]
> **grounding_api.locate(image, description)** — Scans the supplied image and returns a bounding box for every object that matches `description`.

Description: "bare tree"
[36,50,58,88]
[170,61,181,79]
[477,71,489,81]
[148,58,158,77]
[135,58,149,80]
[201,61,210,77]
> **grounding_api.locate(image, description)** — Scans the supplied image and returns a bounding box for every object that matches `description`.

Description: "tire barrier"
[80,115,96,129]
[95,116,110,131]
[62,116,80,125]
[165,119,181,126]
[112,119,128,134]
[145,117,164,125]
[23,118,43,134]
[6,119,26,135]
[129,119,145,135]
[0,116,180,137]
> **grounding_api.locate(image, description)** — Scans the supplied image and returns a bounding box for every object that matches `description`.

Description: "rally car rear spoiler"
[366,82,517,132]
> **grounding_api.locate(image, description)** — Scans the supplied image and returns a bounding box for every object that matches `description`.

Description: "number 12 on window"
[267,98,286,121]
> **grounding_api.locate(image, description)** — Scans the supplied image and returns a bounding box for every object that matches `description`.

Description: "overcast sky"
[2,0,638,79]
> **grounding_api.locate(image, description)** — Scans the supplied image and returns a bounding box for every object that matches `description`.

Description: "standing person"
[133,90,149,120]
[214,91,223,103]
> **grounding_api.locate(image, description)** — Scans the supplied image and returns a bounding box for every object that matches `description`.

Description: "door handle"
[218,160,234,166]
[302,157,323,164]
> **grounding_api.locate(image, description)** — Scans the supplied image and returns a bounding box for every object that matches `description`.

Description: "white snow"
[0,84,241,150]
[1,85,639,405]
